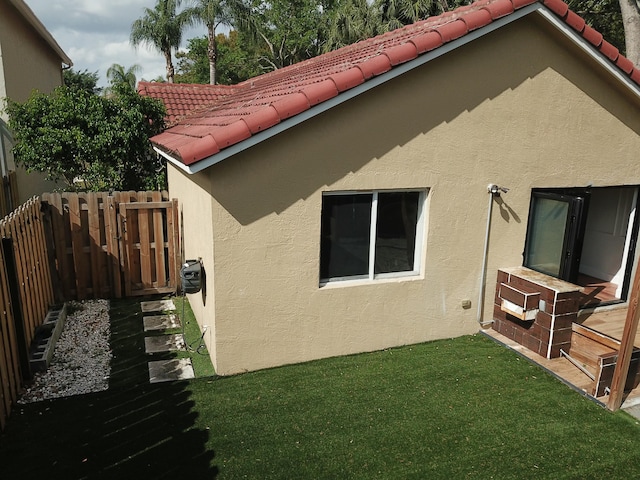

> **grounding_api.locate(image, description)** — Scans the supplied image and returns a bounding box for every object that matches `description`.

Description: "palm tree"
[325,0,382,52]
[184,0,255,84]
[130,0,191,83]
[106,63,142,93]
[375,0,454,30]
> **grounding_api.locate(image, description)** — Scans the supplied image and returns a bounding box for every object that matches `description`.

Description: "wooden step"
[567,323,640,397]
[570,330,616,369]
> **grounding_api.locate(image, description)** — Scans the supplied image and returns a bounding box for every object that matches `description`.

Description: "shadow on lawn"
[0,297,217,479]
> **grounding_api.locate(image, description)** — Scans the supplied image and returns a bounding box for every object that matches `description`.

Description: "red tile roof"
[147,0,640,170]
[137,82,235,124]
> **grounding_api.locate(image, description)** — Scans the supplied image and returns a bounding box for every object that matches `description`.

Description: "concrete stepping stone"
[140,299,176,313]
[143,314,181,332]
[148,358,195,383]
[144,334,185,353]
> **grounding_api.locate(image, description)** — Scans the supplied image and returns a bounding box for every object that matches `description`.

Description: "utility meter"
[180,259,202,294]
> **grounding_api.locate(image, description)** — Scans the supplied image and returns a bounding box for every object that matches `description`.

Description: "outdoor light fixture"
[488,184,509,196]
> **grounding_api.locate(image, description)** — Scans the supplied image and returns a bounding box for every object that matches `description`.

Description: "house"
[0,0,72,205]
[146,0,640,376]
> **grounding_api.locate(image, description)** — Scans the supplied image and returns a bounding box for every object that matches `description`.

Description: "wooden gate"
[119,198,179,296]
[42,191,179,300]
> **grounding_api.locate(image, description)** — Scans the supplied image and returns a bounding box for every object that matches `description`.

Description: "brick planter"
[493,267,582,359]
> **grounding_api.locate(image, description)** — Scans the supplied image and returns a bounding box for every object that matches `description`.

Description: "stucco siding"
[0,1,65,202]
[168,164,218,370]
[0,1,63,106]
[174,15,640,375]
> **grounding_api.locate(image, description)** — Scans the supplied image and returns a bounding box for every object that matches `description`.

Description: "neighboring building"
[146,0,640,376]
[0,0,72,204]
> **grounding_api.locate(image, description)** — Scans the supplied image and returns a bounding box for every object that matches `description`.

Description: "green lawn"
[2,298,640,479]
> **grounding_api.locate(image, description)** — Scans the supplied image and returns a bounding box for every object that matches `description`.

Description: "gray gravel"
[18,299,112,404]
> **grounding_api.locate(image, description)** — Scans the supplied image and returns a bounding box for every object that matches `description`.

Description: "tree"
[63,68,102,95]
[251,0,333,70]
[568,0,625,53]
[183,0,256,84]
[325,0,382,51]
[176,37,211,83]
[375,0,451,30]
[6,86,166,191]
[130,0,192,83]
[215,30,264,83]
[106,63,142,93]
[176,32,262,84]
[619,0,640,66]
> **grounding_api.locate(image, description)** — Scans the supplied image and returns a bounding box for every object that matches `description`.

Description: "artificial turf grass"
[3,333,640,478]
[172,295,216,378]
[189,335,640,479]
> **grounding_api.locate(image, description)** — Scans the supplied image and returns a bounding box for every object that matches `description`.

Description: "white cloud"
[25,0,205,87]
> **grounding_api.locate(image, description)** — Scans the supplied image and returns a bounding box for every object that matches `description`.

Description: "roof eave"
[158,2,640,175]
[9,0,73,67]
[536,8,639,96]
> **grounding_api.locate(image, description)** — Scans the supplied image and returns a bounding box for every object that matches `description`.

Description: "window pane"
[525,197,569,277]
[320,194,372,279]
[375,192,420,274]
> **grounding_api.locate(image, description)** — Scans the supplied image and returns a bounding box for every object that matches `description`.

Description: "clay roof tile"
[145,0,640,169]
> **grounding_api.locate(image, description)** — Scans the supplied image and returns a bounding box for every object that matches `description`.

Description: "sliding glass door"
[523,191,586,282]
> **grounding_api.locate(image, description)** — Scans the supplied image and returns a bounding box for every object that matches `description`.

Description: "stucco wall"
[0,2,63,105]
[168,164,219,370]
[0,0,64,201]
[172,14,640,375]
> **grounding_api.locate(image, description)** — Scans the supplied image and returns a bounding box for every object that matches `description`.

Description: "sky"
[26,0,205,87]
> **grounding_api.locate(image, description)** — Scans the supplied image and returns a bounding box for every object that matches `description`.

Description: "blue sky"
[26,0,205,87]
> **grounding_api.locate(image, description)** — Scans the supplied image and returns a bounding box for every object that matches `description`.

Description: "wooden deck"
[577,274,620,307]
[483,305,640,409]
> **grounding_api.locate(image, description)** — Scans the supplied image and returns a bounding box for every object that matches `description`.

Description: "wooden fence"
[42,191,180,300]
[0,191,180,430]
[0,197,54,430]
[0,171,19,219]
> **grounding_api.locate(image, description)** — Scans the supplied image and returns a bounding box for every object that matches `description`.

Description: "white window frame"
[320,189,427,286]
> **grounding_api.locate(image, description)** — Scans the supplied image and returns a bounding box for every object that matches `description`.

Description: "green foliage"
[251,0,332,70]
[131,0,192,82]
[63,68,102,95]
[6,86,166,192]
[182,0,260,84]
[216,30,264,83]
[176,32,262,84]
[106,63,142,93]
[325,0,382,51]
[568,0,625,53]
[376,0,444,29]
[175,36,211,83]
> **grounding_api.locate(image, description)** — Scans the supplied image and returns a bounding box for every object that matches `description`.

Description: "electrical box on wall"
[181,259,202,294]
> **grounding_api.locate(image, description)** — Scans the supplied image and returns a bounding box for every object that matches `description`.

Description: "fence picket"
[0,246,17,427]
[87,193,102,296]
[105,196,121,298]
[0,192,178,429]
[0,197,55,429]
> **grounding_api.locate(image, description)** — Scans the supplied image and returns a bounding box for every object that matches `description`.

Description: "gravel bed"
[18,299,113,404]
